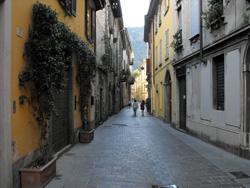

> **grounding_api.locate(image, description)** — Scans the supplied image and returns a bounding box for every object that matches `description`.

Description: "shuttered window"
[178,6,182,30]
[163,0,166,13]
[160,40,162,65]
[71,0,77,17]
[156,46,158,68]
[154,15,157,33]
[213,55,224,111]
[85,0,89,38]
[191,0,199,36]
[165,29,169,60]
[91,9,96,42]
[159,4,162,26]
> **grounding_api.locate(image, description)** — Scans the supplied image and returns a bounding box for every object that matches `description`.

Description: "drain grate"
[112,124,127,126]
[230,171,250,179]
[152,185,178,188]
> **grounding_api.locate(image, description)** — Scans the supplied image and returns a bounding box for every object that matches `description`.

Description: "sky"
[120,0,150,28]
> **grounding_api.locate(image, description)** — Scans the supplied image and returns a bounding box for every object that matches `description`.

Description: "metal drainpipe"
[153,20,155,85]
[199,0,203,62]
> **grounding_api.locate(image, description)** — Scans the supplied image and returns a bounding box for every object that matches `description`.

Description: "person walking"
[140,100,145,116]
[128,99,131,108]
[132,99,139,116]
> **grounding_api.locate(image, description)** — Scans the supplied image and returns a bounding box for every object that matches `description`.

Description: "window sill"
[189,33,199,45]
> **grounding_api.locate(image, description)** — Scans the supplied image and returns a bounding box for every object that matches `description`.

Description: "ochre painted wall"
[152,0,174,119]
[11,0,93,162]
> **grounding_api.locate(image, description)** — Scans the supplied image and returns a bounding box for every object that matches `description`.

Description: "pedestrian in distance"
[140,100,145,116]
[128,99,131,108]
[132,99,139,116]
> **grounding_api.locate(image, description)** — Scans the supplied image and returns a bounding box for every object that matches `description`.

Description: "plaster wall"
[0,1,12,187]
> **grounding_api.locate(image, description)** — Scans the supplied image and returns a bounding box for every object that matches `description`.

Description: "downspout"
[153,20,155,84]
[199,0,203,62]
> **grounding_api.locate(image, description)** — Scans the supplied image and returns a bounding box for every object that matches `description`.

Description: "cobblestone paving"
[46,108,243,188]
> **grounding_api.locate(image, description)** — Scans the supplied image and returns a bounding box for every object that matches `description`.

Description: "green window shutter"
[71,0,77,17]
[85,0,89,37]
[91,9,96,42]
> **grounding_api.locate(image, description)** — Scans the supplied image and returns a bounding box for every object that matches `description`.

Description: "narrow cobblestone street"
[46,108,250,188]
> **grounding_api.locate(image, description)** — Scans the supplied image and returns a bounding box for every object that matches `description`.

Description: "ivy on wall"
[19,2,96,164]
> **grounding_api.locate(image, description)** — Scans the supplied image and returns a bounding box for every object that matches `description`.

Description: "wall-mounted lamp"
[141,66,144,70]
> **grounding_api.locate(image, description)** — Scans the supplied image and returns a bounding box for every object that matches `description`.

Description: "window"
[177,6,182,30]
[191,0,199,37]
[213,55,224,111]
[156,46,158,68]
[165,29,169,60]
[85,0,96,42]
[163,0,166,13]
[71,0,77,17]
[159,3,162,26]
[154,15,158,33]
[163,0,169,15]
[160,40,162,66]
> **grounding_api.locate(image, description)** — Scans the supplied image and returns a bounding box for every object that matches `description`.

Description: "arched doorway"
[164,69,172,123]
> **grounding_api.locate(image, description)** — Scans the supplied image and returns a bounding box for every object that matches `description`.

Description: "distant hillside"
[127,27,147,71]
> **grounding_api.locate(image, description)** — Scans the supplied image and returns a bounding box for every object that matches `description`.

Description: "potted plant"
[170,29,183,52]
[18,2,69,187]
[202,0,226,30]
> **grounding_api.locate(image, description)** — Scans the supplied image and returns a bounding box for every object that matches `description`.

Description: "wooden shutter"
[159,4,161,25]
[85,0,89,37]
[165,29,169,60]
[160,40,162,65]
[216,56,224,111]
[71,0,77,17]
[156,46,158,68]
[91,9,96,42]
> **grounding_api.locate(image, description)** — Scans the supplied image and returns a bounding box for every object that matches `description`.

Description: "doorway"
[164,70,172,123]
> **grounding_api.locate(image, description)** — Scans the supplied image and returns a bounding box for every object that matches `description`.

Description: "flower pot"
[79,129,94,143]
[19,157,57,188]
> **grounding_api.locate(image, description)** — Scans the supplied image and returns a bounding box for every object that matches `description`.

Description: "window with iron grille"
[213,55,224,111]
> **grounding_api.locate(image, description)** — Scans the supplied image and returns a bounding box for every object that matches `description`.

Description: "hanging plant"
[170,29,182,52]
[19,2,96,165]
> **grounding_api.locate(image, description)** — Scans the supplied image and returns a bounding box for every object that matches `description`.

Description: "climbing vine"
[99,32,113,72]
[19,2,96,164]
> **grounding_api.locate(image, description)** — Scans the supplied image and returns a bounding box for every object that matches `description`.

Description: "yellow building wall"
[153,0,174,119]
[11,0,93,162]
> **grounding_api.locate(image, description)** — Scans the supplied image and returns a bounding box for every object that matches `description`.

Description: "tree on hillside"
[132,69,140,78]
